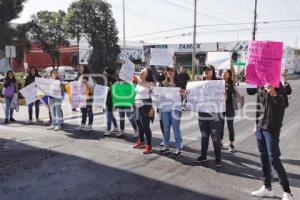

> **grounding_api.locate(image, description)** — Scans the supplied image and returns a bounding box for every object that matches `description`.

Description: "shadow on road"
[0,138,224,200]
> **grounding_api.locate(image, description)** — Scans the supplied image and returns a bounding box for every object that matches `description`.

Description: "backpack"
[2,83,15,97]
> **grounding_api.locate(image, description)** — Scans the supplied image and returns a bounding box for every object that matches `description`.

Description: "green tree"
[0,0,27,58]
[66,0,120,73]
[28,10,69,67]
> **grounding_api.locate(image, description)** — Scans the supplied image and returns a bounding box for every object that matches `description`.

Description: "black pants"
[136,105,152,146]
[198,112,222,162]
[256,128,291,193]
[81,100,94,125]
[220,111,235,142]
[119,109,137,131]
[28,100,40,120]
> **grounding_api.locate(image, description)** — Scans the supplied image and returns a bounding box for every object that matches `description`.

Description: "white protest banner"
[186,80,225,113]
[119,57,135,83]
[150,48,174,66]
[93,84,109,108]
[20,82,38,105]
[35,77,62,99]
[69,81,86,108]
[206,52,232,70]
[151,87,182,111]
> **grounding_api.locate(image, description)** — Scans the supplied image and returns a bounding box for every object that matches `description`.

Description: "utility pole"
[123,0,126,57]
[192,0,197,80]
[252,0,258,41]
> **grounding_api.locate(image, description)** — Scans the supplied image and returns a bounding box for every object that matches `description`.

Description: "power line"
[127,19,300,38]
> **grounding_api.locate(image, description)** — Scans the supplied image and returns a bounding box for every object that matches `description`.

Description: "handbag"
[148,106,155,118]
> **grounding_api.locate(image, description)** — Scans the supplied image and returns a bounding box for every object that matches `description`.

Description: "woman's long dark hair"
[224,69,234,86]
[203,65,218,80]
[5,71,16,82]
[79,65,90,76]
[28,67,39,77]
[145,68,155,83]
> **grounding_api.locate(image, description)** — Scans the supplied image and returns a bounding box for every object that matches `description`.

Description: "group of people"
[0,64,294,200]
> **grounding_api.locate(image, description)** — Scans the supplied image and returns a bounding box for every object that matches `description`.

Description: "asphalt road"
[0,80,299,200]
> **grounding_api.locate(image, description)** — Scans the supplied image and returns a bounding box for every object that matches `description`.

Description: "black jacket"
[25,74,40,87]
[247,83,291,132]
[177,72,190,89]
[105,75,117,111]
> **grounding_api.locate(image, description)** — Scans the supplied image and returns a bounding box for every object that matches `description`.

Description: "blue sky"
[12,0,300,47]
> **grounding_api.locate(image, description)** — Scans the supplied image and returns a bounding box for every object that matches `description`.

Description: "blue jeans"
[106,111,118,131]
[198,112,223,162]
[49,97,62,127]
[5,96,14,119]
[161,110,182,150]
[256,128,291,193]
[119,109,137,131]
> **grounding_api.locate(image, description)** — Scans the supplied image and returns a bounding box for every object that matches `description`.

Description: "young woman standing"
[133,68,155,154]
[75,65,94,131]
[46,69,64,131]
[159,65,184,157]
[2,71,18,123]
[221,69,236,153]
[196,65,224,167]
[103,68,119,136]
[24,67,41,124]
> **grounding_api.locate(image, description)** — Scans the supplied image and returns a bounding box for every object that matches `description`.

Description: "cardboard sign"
[20,82,38,105]
[246,41,283,87]
[35,77,62,99]
[186,80,225,113]
[150,48,174,66]
[93,84,109,108]
[151,87,182,111]
[206,52,232,70]
[119,57,135,83]
[69,81,86,108]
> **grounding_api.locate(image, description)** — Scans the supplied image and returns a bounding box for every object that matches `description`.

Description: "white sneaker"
[251,186,274,198]
[180,143,184,150]
[54,126,61,131]
[116,130,124,137]
[46,125,55,130]
[25,120,33,124]
[84,125,93,132]
[112,127,119,132]
[104,130,112,136]
[75,125,85,131]
[282,192,294,200]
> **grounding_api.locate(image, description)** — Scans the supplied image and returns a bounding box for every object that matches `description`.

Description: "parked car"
[40,66,76,81]
[0,74,4,83]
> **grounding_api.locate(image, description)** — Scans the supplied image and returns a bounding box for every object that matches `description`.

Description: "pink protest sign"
[246,41,283,88]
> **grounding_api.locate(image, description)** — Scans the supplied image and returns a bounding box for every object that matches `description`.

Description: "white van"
[40,66,76,81]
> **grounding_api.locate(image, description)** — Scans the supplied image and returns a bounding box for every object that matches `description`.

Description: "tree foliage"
[28,10,69,67]
[66,0,120,73]
[0,0,27,58]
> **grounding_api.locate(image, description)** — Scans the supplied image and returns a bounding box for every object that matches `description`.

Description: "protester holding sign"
[24,67,42,124]
[46,69,64,131]
[194,65,224,167]
[115,80,138,138]
[248,81,294,200]
[2,71,18,124]
[158,65,184,157]
[220,69,236,153]
[75,65,95,132]
[133,68,156,154]
[103,68,119,136]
